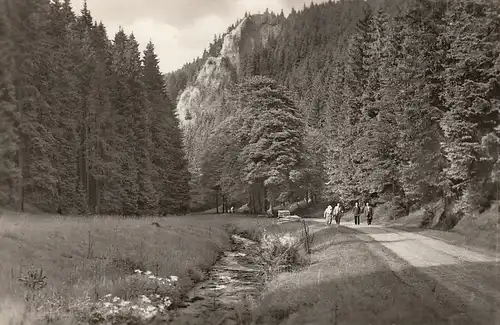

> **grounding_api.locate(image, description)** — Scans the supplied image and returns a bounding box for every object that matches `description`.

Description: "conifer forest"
[1,0,499,226]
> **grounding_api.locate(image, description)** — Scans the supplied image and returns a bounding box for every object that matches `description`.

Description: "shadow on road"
[253,224,500,325]
[256,261,499,325]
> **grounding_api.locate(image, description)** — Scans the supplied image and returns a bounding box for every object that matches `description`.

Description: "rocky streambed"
[167,234,264,325]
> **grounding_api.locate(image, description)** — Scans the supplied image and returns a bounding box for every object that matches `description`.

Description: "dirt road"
[257,219,500,325]
[343,221,500,324]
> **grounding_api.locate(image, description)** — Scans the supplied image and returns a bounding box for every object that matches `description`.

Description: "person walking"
[353,202,361,225]
[324,205,333,226]
[364,202,374,225]
[333,203,343,225]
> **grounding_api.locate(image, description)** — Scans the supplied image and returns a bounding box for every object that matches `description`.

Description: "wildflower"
[120,300,131,307]
[134,269,142,274]
[104,294,112,298]
[149,275,156,279]
[145,305,157,312]
[144,270,152,275]
[112,296,121,303]
[170,275,178,282]
[140,295,151,304]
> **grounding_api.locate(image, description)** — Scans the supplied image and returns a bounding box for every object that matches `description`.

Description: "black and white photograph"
[0,0,499,323]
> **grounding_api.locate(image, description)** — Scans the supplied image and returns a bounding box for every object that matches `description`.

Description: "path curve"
[309,218,500,324]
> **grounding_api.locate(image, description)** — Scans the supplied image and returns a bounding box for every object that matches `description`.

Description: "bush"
[257,230,305,281]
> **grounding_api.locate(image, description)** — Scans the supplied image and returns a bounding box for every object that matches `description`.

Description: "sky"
[71,0,326,74]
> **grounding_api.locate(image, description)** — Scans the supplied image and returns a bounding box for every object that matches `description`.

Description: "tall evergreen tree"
[142,41,190,213]
[0,3,19,206]
[440,0,500,210]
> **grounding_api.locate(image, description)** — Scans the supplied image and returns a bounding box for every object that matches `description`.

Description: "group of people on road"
[324,201,373,226]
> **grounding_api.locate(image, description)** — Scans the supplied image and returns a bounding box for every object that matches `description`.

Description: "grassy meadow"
[0,210,274,324]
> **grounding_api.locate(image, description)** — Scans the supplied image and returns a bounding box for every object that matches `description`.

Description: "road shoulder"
[252,224,475,325]
[346,222,500,325]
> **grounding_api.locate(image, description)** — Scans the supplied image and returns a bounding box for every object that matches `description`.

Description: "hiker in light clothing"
[333,203,343,225]
[324,205,333,225]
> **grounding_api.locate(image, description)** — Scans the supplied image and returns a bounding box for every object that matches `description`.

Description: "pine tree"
[142,41,190,213]
[0,4,20,206]
[123,34,158,215]
[110,29,139,215]
[9,0,58,212]
[387,0,448,206]
[45,0,82,213]
[236,76,305,213]
[440,0,500,210]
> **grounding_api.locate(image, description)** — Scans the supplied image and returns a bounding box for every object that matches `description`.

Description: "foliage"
[200,76,306,214]
[0,0,190,215]
[76,270,178,324]
[188,0,500,222]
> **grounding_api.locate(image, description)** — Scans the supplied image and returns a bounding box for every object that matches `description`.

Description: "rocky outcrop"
[176,15,282,168]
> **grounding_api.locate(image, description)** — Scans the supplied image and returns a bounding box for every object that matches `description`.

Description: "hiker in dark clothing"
[364,202,373,225]
[353,202,361,225]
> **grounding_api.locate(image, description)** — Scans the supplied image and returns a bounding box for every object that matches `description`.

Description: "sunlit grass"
[0,211,272,324]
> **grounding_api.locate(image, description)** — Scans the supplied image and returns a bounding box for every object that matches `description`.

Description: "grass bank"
[386,201,499,254]
[249,223,475,325]
[0,211,272,324]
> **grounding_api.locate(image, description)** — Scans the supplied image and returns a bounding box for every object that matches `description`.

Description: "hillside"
[167,0,500,230]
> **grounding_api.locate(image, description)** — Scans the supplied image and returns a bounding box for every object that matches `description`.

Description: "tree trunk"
[16,85,25,213]
[248,181,265,214]
[216,189,219,214]
[267,200,274,216]
[95,179,100,215]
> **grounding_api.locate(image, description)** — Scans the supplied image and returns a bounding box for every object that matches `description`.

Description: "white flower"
[120,300,131,307]
[140,295,151,304]
[145,305,157,312]
[144,270,152,275]
[148,275,156,279]
[155,294,160,298]
[170,275,178,282]
[103,302,112,308]
[112,296,121,303]
[104,294,112,298]
[134,269,142,274]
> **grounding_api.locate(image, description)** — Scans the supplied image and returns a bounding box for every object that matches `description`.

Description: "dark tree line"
[168,0,499,224]
[246,0,500,224]
[0,0,190,215]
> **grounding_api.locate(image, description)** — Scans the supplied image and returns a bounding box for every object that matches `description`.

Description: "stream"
[167,234,264,325]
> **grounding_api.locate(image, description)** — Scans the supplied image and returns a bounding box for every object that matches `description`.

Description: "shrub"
[257,230,305,281]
